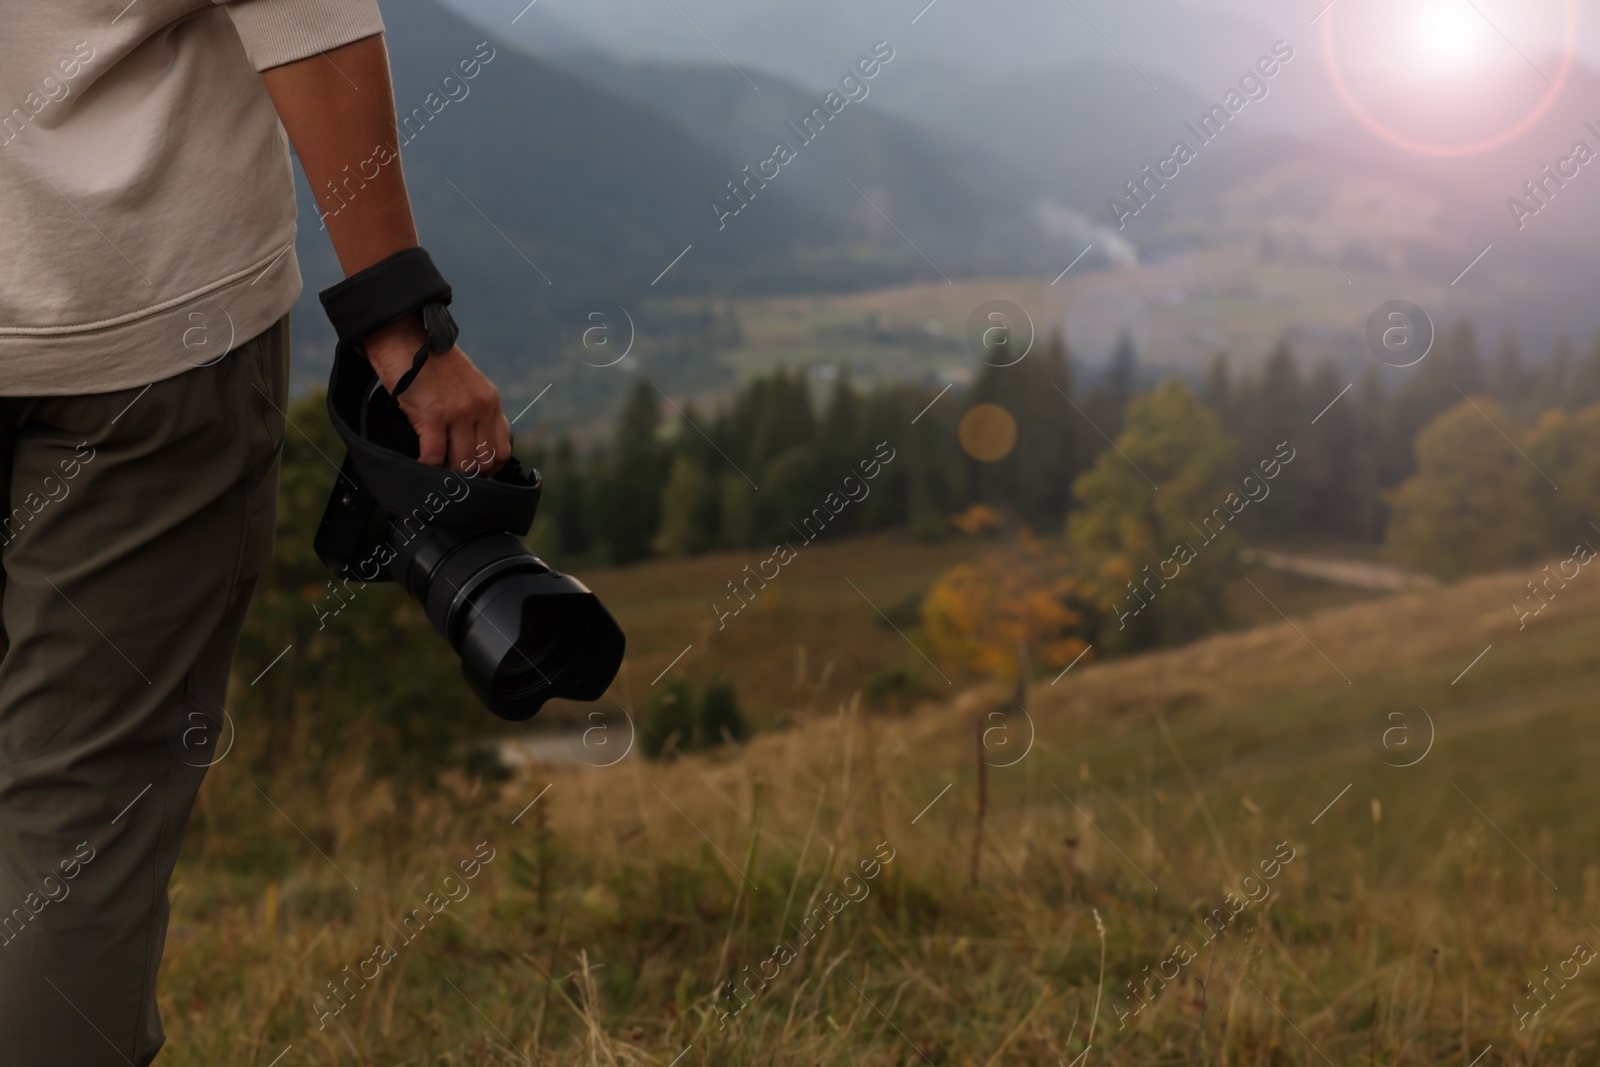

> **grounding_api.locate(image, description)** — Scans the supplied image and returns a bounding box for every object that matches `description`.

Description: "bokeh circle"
[959,404,1018,462]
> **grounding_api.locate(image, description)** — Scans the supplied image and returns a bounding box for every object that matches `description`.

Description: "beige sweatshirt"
[0,0,385,395]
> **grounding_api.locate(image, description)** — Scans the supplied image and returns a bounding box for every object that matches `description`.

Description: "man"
[0,2,509,1061]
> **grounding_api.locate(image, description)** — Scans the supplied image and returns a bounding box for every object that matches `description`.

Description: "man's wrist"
[362,313,427,390]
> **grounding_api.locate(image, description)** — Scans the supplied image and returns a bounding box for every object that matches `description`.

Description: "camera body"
[315,248,624,721]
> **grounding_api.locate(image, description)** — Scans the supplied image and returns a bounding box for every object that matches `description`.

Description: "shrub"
[698,676,747,747]
[862,667,924,712]
[639,677,748,759]
[640,679,697,759]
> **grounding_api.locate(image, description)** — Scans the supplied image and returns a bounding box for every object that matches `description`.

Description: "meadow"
[156,539,1600,1065]
[685,251,1439,394]
[536,532,1385,733]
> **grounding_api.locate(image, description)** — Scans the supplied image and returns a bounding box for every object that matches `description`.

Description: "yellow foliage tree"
[950,503,1004,537]
[921,531,1092,681]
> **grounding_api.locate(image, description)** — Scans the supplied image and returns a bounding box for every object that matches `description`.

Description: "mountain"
[289,0,1076,400]
[870,60,1219,212]
[527,49,1072,277]
[287,0,1092,406]
[435,0,1284,102]
[1108,56,1600,353]
[289,0,826,394]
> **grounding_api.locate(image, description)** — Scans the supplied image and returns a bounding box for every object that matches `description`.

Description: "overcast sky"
[440,0,1592,81]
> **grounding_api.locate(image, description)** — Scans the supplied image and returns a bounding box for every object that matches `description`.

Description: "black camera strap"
[313,244,542,579]
[318,246,458,399]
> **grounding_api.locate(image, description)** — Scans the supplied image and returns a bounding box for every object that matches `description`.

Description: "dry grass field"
[562,532,988,728]
[158,550,1600,1065]
[534,531,1387,735]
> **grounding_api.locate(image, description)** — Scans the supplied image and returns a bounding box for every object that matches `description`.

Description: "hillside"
[530,50,1057,278]
[287,0,825,391]
[525,531,1386,733]
[158,552,1600,1062]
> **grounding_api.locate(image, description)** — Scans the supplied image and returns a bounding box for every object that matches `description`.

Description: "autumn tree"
[922,531,1092,681]
[1523,403,1600,551]
[1068,379,1236,650]
[1385,398,1546,578]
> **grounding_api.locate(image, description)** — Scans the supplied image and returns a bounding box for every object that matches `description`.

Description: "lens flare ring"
[1320,0,1576,158]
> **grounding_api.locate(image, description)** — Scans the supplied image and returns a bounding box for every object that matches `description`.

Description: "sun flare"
[1412,2,1490,75]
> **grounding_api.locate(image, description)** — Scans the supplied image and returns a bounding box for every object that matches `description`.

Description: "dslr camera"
[313,248,624,720]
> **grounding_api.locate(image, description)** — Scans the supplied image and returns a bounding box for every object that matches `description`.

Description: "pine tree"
[1033,332,1082,522]
[1491,330,1530,408]
[1443,320,1488,395]
[603,380,669,564]
[1202,353,1233,424]
[1354,368,1389,539]
[979,330,1084,525]
[1302,360,1371,539]
[964,327,1023,518]
[658,454,712,556]
[1537,336,1575,409]
[1237,341,1306,537]
[820,372,864,469]
[543,436,591,558]
[1088,331,1138,441]
[761,444,822,544]
[1388,319,1484,486]
[748,367,816,471]
[816,372,866,536]
[718,471,756,549]
[667,403,723,554]
[857,388,914,533]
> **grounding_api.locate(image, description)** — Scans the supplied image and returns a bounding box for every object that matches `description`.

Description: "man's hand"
[260,35,513,474]
[363,315,511,474]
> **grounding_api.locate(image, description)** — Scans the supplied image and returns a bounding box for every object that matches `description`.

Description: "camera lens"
[390,526,625,720]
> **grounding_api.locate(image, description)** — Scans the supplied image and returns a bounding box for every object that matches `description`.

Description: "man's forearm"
[262,34,416,276]
[258,32,512,474]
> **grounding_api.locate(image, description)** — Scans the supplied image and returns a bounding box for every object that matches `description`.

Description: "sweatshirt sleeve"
[218,0,386,72]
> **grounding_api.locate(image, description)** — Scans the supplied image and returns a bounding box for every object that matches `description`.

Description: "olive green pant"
[0,317,288,1065]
